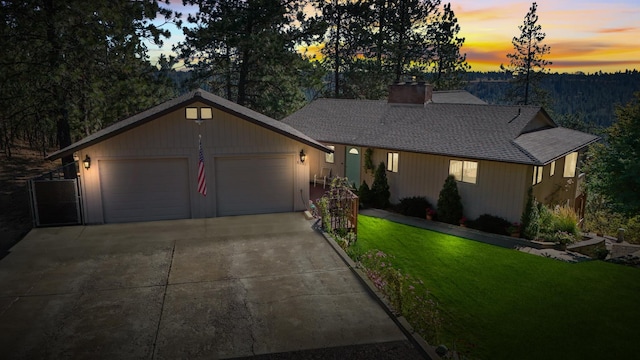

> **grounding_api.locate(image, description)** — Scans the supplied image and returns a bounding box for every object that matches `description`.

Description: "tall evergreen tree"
[0,0,175,163]
[313,0,372,98]
[427,3,470,90]
[372,0,440,82]
[500,2,552,106]
[584,93,640,216]
[179,0,318,117]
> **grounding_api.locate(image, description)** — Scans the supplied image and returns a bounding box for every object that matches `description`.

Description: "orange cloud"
[597,27,637,34]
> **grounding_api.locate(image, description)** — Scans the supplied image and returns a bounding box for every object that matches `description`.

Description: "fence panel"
[29,179,82,226]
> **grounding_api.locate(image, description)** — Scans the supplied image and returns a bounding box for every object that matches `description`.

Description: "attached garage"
[216,156,294,216]
[45,89,331,224]
[99,158,190,223]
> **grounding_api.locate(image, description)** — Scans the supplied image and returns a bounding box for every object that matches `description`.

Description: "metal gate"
[28,163,83,227]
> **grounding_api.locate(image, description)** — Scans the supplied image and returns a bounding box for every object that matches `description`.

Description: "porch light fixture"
[299,149,306,164]
[83,155,91,170]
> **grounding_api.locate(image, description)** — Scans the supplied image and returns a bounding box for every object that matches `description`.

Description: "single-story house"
[281,82,600,223]
[47,89,330,224]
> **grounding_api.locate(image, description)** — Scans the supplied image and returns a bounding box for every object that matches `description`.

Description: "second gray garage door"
[99,158,191,223]
[216,156,294,216]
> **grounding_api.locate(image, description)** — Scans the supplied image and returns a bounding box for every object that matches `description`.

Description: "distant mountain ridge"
[464,70,640,129]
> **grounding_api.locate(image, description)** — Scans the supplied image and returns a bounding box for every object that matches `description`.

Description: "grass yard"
[351,216,640,360]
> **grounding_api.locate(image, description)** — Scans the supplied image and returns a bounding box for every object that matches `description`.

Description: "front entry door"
[345,146,361,187]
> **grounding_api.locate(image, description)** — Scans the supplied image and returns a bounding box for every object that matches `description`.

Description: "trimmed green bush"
[357,180,373,208]
[371,162,390,209]
[471,214,511,235]
[396,196,433,219]
[437,175,463,225]
[521,187,540,240]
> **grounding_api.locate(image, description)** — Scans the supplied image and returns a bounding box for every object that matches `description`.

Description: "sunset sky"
[153,0,640,74]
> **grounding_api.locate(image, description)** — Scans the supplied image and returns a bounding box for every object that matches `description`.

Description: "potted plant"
[507,222,521,237]
[459,217,467,227]
[426,208,436,221]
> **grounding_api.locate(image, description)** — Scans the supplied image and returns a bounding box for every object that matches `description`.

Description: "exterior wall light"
[299,149,306,164]
[83,155,91,170]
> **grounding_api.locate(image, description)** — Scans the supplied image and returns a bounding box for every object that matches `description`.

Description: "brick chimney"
[387,82,434,105]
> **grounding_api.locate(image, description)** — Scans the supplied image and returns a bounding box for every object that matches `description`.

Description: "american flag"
[197,137,207,196]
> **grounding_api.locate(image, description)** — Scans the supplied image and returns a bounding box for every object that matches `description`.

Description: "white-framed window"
[387,152,399,172]
[449,160,478,184]
[550,161,556,177]
[325,145,335,163]
[532,166,544,185]
[563,152,578,177]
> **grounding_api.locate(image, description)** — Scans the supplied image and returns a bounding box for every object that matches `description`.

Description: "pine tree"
[179,0,315,118]
[427,3,470,90]
[437,175,463,225]
[584,93,640,216]
[0,0,175,162]
[500,2,552,106]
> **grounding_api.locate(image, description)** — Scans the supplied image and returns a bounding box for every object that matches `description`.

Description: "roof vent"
[388,82,434,105]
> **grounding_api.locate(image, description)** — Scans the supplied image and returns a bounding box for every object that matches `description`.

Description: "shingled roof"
[281,95,599,165]
[47,89,331,160]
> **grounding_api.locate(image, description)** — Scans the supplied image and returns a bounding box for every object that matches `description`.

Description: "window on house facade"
[325,145,335,163]
[387,152,399,172]
[563,152,578,177]
[532,166,544,185]
[449,160,478,184]
[550,161,556,177]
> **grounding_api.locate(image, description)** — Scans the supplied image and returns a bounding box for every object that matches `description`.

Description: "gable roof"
[47,89,331,160]
[432,90,487,104]
[281,97,599,165]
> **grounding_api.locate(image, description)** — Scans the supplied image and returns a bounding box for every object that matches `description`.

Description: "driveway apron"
[0,213,407,359]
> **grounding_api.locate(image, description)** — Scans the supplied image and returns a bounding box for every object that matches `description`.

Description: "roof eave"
[47,91,331,161]
[540,136,601,164]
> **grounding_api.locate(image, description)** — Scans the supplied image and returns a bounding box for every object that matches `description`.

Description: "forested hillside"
[465,70,640,129]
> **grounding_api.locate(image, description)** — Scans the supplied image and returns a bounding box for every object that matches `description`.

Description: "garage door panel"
[216,156,294,216]
[100,159,190,223]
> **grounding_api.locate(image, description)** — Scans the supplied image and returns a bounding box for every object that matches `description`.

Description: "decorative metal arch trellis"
[317,177,359,237]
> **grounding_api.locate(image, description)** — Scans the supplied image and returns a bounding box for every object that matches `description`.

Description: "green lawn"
[352,216,640,360]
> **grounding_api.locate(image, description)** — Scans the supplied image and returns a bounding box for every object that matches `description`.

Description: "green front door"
[345,147,361,187]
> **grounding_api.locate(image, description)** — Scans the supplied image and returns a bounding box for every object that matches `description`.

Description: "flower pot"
[426,215,433,221]
[511,232,520,238]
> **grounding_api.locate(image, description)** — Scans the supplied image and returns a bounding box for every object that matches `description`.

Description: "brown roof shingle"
[282,96,599,165]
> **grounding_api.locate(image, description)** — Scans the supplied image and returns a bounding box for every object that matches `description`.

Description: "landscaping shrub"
[396,196,432,219]
[436,175,463,225]
[537,205,580,245]
[471,214,511,235]
[364,148,375,173]
[625,215,640,244]
[521,187,540,240]
[357,180,373,208]
[537,204,553,231]
[371,162,390,209]
[551,206,579,235]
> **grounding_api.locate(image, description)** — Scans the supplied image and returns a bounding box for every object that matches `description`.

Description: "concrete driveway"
[0,213,419,359]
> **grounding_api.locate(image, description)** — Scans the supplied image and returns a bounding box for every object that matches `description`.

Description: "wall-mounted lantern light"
[299,149,306,164]
[83,155,91,170]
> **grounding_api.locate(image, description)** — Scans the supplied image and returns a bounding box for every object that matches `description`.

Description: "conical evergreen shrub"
[437,175,464,225]
[371,162,390,208]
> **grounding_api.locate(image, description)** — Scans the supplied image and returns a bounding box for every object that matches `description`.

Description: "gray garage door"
[100,158,190,223]
[216,156,294,216]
